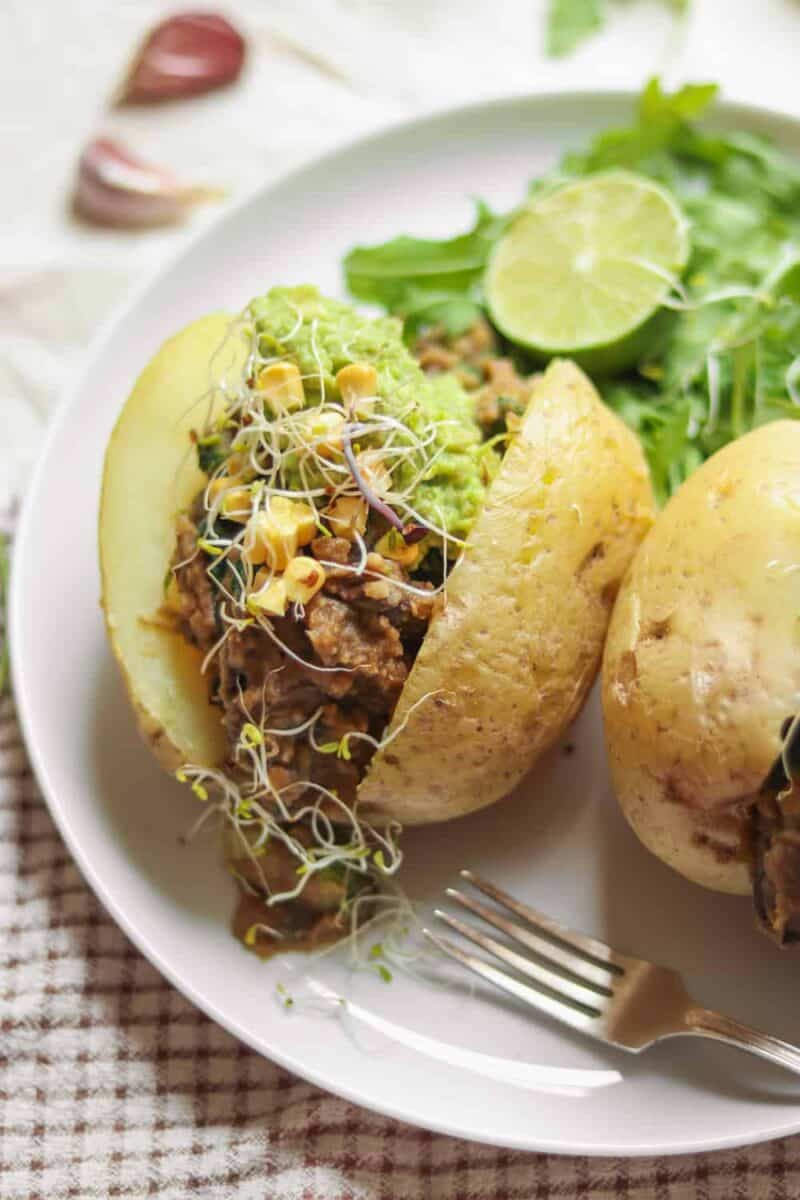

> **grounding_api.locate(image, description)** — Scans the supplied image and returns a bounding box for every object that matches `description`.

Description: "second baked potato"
[602,420,800,915]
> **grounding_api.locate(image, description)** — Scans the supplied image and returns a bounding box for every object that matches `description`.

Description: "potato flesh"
[602,420,800,894]
[359,359,655,825]
[99,315,246,770]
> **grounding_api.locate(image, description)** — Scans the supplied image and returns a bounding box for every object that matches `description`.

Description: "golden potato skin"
[99,314,246,771]
[359,359,655,825]
[602,420,800,895]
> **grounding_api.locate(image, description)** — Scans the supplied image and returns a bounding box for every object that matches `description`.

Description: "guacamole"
[247,286,487,546]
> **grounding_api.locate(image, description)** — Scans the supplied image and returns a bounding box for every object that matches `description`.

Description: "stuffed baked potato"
[101,288,654,951]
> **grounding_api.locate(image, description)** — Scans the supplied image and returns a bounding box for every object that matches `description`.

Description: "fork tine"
[434,909,604,1013]
[423,929,604,1039]
[446,887,615,992]
[460,870,629,974]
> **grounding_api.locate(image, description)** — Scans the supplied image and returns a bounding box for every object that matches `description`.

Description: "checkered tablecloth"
[1,538,799,1200]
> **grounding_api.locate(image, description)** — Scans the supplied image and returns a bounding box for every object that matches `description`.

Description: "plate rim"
[11,86,800,1158]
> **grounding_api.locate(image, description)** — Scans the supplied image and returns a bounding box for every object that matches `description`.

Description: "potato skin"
[99,314,246,771]
[602,421,800,894]
[359,359,655,825]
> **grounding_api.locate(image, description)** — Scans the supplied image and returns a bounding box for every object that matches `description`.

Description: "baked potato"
[100,288,654,951]
[358,357,655,823]
[602,421,800,927]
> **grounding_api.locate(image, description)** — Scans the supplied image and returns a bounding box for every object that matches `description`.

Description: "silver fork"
[424,870,800,1077]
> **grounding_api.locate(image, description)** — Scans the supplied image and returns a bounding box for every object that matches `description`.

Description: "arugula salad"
[344,80,800,502]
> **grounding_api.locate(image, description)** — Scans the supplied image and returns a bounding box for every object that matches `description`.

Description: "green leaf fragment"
[564,78,718,172]
[197,436,227,475]
[344,201,507,340]
[546,0,603,58]
[546,1,691,59]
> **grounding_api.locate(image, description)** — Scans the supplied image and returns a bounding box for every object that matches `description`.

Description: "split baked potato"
[602,420,800,901]
[100,317,654,824]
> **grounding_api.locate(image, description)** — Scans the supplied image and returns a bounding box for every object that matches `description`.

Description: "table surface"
[3,1,800,1196]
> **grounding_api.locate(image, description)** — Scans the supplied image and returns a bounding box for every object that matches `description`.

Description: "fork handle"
[684,1006,800,1077]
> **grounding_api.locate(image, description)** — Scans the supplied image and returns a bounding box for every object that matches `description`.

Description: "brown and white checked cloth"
[0,630,799,1197]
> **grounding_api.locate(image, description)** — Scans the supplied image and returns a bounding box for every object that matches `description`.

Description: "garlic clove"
[73,137,219,229]
[115,12,246,105]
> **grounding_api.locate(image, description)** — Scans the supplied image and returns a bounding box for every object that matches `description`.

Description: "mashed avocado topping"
[250,285,409,397]
[404,373,487,539]
[247,286,487,548]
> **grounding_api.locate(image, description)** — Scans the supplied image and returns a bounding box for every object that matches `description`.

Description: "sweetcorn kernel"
[208,476,255,522]
[283,556,326,603]
[220,487,255,523]
[243,514,294,568]
[375,530,421,569]
[284,498,317,546]
[207,475,231,503]
[325,495,368,540]
[257,362,305,415]
[242,498,316,568]
[303,409,345,458]
[247,576,288,616]
[336,362,377,406]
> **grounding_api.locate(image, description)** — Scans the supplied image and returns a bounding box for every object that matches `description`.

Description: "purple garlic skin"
[73,137,214,229]
[116,12,246,105]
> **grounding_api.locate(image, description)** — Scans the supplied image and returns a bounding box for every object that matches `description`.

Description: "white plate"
[12,91,800,1157]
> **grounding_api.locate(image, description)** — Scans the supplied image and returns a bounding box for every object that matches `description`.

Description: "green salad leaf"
[562,78,800,499]
[546,0,602,57]
[342,78,800,502]
[344,202,507,339]
[562,79,719,172]
[546,0,689,59]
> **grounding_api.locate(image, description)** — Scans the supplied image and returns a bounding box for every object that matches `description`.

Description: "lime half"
[486,172,689,373]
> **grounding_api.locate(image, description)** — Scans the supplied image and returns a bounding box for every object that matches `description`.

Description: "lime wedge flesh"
[486,173,689,370]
